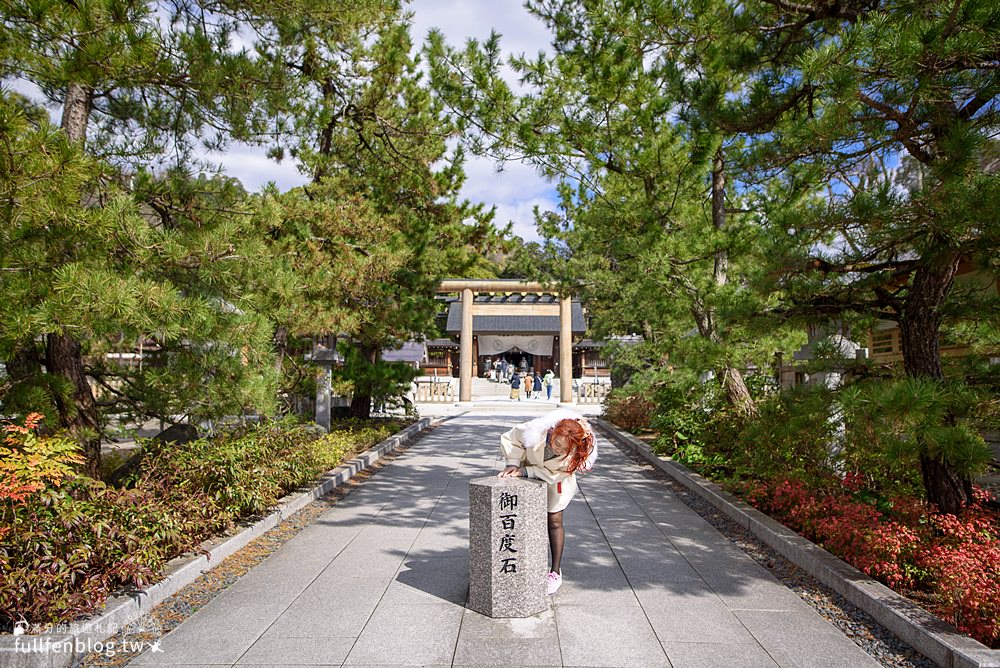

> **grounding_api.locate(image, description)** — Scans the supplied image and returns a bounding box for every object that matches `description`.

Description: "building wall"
[574,349,611,379]
[425,335,616,380]
[422,348,456,377]
[778,266,1000,385]
[866,327,978,365]
[476,352,555,376]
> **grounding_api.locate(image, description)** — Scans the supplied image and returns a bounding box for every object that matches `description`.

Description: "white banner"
[478,335,554,356]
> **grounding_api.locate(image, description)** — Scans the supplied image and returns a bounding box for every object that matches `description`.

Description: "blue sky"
[212,0,558,243]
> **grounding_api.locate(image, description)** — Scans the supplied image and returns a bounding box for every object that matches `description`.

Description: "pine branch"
[758,0,875,23]
[958,89,999,122]
[809,257,920,274]
[87,368,151,417]
[717,85,815,134]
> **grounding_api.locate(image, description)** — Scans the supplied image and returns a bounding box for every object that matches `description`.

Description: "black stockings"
[547,511,564,574]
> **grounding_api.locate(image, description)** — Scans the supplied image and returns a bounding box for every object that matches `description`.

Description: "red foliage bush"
[739,476,999,647]
[0,412,82,505]
[918,491,1000,645]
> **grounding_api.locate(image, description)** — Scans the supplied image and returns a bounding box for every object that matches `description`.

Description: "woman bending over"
[497,409,597,594]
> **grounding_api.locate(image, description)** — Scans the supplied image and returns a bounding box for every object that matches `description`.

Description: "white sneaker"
[546,571,562,595]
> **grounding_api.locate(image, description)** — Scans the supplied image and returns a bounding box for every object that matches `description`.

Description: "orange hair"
[551,418,594,474]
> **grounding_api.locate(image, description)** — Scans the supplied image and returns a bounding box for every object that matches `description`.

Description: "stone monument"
[468,477,548,617]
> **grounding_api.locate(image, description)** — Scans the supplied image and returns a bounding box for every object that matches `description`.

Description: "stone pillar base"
[468,477,548,618]
[315,366,332,433]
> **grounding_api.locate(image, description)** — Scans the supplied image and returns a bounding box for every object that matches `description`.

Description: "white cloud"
[210,143,307,192]
[461,154,552,202]
[490,196,558,242]
[407,0,551,60]
[459,155,557,242]
[408,2,557,243]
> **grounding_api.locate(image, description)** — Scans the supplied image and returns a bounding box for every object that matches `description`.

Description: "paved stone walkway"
[132,411,880,667]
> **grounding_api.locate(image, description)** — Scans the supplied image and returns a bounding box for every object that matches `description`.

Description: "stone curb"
[593,418,1000,668]
[0,418,432,668]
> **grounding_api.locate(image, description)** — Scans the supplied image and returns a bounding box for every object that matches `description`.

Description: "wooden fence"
[414,380,455,403]
[577,381,611,404]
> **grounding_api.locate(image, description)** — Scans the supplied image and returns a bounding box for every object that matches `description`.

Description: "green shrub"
[705,385,841,483]
[1,415,407,629]
[134,419,397,519]
[648,381,936,496]
[648,377,719,457]
[602,391,656,432]
[840,377,993,493]
[1,475,222,629]
[649,375,988,499]
[309,426,391,471]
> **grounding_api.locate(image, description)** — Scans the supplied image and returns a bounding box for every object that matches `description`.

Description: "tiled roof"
[425,338,459,349]
[445,301,587,334]
[439,293,562,304]
[381,341,426,363]
[575,335,644,348]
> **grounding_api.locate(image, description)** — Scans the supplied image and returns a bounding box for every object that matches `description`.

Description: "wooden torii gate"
[437,279,575,404]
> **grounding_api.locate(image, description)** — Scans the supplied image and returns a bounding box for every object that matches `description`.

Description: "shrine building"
[422,280,610,403]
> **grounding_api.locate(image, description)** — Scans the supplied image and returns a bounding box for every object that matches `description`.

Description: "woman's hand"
[498,465,522,478]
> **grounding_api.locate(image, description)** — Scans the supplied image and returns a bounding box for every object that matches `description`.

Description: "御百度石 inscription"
[498,491,519,573]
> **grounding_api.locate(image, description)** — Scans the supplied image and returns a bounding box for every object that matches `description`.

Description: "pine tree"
[715,0,1000,512]
[254,6,499,418]
[1,1,285,474]
[428,0,999,512]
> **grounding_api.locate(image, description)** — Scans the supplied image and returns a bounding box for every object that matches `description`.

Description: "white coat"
[499,409,598,511]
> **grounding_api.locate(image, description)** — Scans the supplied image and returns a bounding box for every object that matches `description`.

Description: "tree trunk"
[348,343,379,419]
[898,251,970,514]
[721,366,757,418]
[272,325,291,413]
[692,302,758,417]
[711,148,728,287]
[919,452,972,516]
[641,320,655,345]
[46,332,102,477]
[5,341,43,389]
[708,148,756,417]
[61,81,91,143]
[273,325,288,377]
[48,81,103,475]
[3,342,46,428]
[898,253,959,380]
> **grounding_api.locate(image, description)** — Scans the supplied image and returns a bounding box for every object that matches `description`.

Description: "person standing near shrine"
[543,369,555,400]
[532,371,543,399]
[497,409,597,594]
[509,371,521,401]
